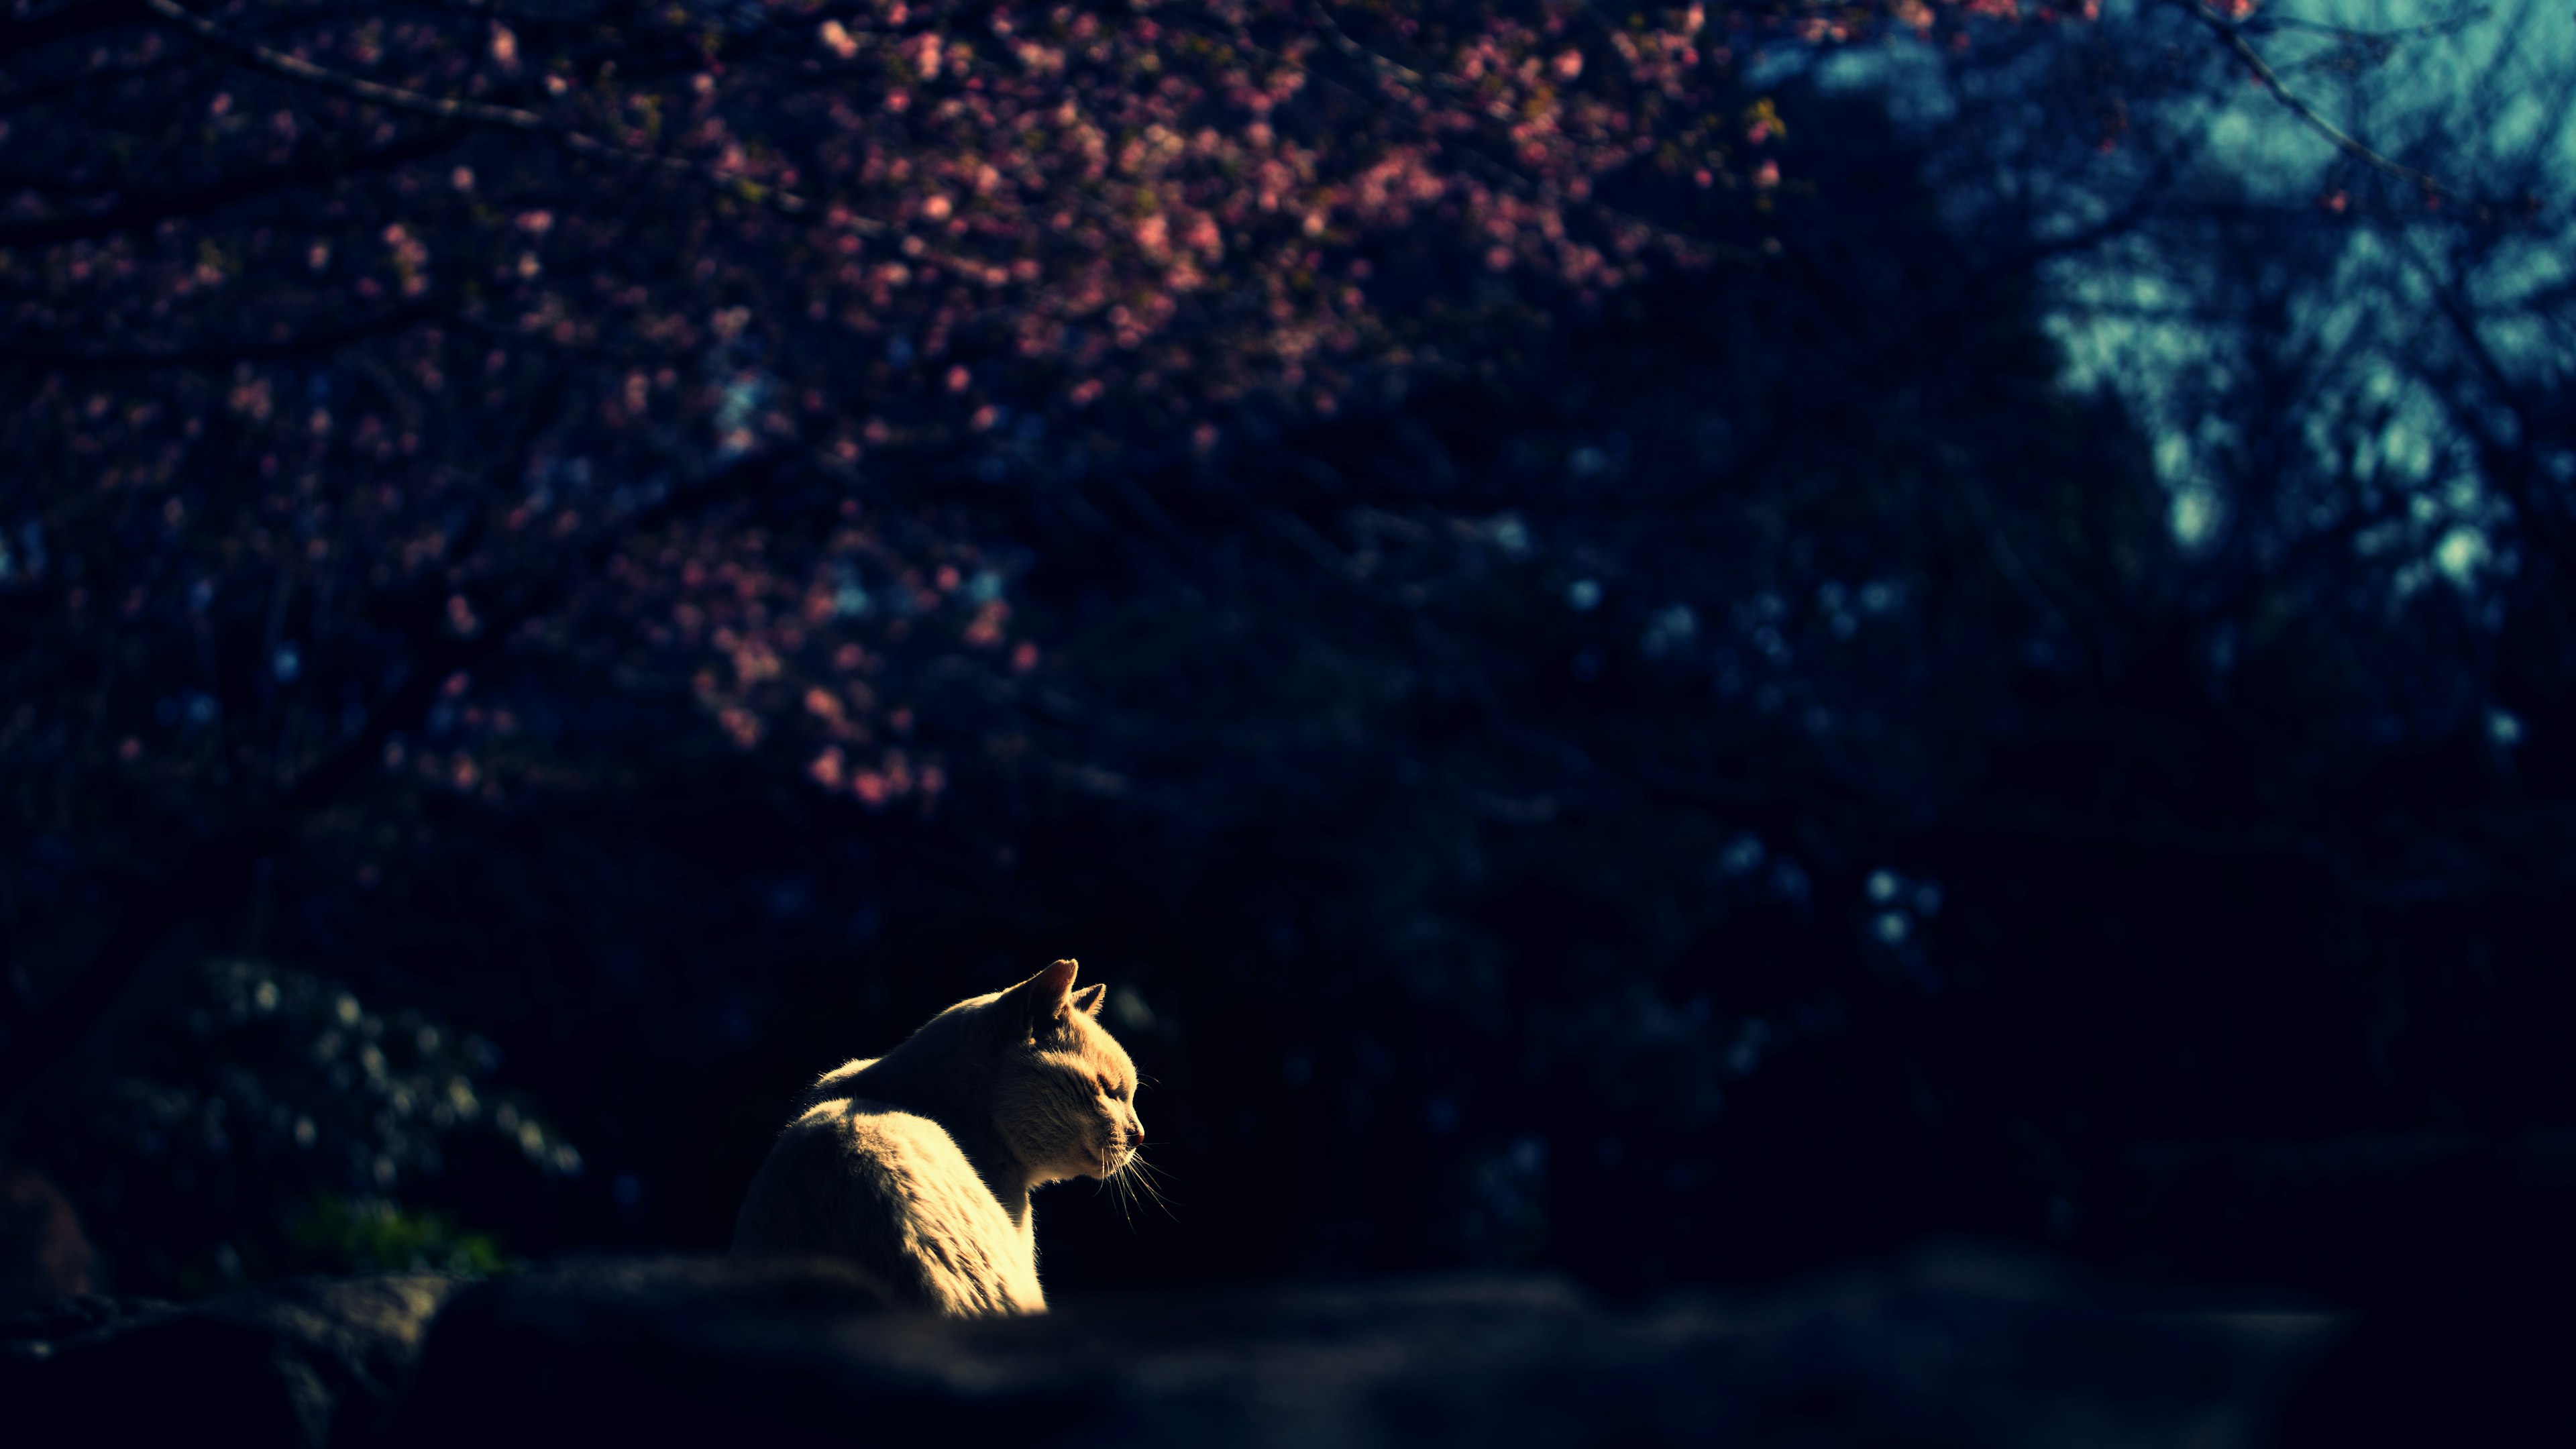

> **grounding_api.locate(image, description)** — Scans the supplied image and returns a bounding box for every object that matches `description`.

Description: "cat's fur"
[729,959,1144,1316]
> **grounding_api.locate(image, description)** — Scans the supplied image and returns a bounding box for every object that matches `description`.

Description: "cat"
[729,958,1146,1316]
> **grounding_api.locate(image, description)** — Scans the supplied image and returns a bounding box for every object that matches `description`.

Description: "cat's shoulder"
[783,1096,977,1181]
[795,1057,879,1112]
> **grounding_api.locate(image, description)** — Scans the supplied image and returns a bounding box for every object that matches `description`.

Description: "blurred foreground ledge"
[3,1244,2340,1448]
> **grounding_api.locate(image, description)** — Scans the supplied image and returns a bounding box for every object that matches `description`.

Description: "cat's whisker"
[1120,1151,1177,1220]
[1105,1155,1136,1226]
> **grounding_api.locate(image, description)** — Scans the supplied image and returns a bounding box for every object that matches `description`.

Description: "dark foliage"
[3,1248,2343,1448]
[1,1,2571,1374]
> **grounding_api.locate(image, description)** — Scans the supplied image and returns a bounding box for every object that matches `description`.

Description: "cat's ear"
[1036,957,1080,999]
[1003,958,1081,1035]
[1069,983,1108,1019]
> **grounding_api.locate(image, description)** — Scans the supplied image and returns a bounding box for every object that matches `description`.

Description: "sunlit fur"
[729,959,1146,1316]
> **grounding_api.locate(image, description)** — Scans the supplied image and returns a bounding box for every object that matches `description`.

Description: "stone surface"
[0,1163,103,1310]
[2,1271,462,1448]
[2,1244,2339,1448]
[388,1245,2335,1449]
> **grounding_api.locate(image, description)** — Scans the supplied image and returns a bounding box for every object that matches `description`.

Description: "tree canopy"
[4,0,2573,1303]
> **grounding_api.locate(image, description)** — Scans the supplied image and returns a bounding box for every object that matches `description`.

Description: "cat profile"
[730,958,1146,1316]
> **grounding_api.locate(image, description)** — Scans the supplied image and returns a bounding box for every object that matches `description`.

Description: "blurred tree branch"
[0,427,802,1106]
[139,0,832,217]
[2169,0,2454,200]
[0,129,467,248]
[0,0,150,60]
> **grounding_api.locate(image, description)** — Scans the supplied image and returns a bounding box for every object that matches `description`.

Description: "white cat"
[730,959,1146,1316]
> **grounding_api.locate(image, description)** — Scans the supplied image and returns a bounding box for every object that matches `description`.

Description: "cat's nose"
[1124,1119,1146,1146]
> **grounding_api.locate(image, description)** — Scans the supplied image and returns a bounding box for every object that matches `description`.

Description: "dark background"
[3,0,2569,1357]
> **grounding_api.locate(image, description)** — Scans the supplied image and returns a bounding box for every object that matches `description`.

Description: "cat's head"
[983,959,1146,1184]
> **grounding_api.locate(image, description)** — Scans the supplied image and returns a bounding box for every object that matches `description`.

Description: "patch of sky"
[272,644,301,683]
[1641,604,1697,658]
[1719,833,1766,876]
[830,563,871,619]
[2170,486,2222,549]
[765,876,811,920]
[714,371,771,463]
[1817,580,1860,639]
[1782,0,2565,613]
[1102,986,1153,1035]
[1723,1018,1774,1078]
[1768,857,1811,906]
[167,691,219,728]
[1693,415,1737,470]
[1566,578,1602,612]
[2434,525,2490,587]
[2488,706,2524,747]
[609,474,669,515]
[1996,0,2576,574]
[7,524,42,579]
[1711,649,1746,698]
[686,0,769,35]
[1862,866,1941,945]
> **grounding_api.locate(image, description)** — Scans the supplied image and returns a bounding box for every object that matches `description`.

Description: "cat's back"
[731,1094,1041,1316]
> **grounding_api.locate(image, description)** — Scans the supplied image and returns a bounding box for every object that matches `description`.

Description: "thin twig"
[1184,5,1757,268]
[140,0,858,223]
[5,296,451,370]
[0,425,798,1109]
[2170,0,2452,199]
